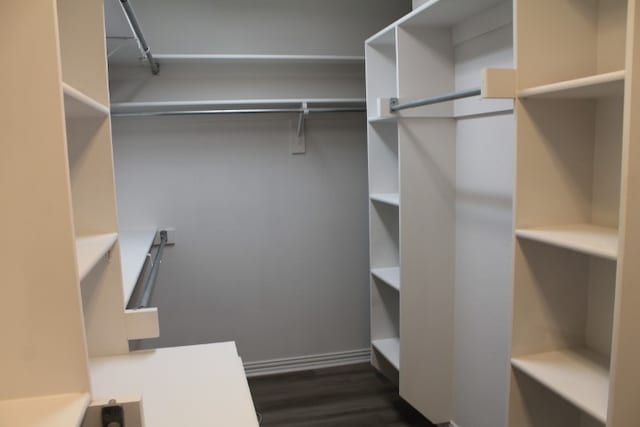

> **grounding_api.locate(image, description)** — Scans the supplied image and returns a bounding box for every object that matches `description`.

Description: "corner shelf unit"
[1,0,160,422]
[509,0,640,426]
[366,0,513,424]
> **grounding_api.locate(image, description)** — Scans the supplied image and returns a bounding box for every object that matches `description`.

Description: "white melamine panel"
[512,349,609,423]
[124,308,160,340]
[76,233,118,281]
[607,2,640,424]
[119,228,157,304]
[370,193,400,207]
[372,338,400,369]
[399,119,456,424]
[90,343,258,426]
[371,267,401,291]
[0,393,90,427]
[515,225,618,260]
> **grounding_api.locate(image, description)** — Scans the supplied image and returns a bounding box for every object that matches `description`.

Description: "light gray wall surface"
[113,114,370,361]
[109,0,411,362]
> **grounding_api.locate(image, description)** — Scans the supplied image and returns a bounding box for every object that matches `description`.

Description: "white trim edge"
[244,348,371,378]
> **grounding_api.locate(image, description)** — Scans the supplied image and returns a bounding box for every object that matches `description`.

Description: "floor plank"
[248,363,436,426]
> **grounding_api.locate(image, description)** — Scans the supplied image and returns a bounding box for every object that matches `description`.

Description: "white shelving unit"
[366,0,513,424]
[0,1,261,425]
[509,0,640,426]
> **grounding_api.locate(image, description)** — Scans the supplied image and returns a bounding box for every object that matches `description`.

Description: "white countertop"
[90,342,258,427]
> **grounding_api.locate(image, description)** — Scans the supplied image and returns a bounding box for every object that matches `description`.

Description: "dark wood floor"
[248,363,436,427]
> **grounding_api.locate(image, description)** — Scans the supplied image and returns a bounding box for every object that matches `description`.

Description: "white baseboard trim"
[244,348,371,378]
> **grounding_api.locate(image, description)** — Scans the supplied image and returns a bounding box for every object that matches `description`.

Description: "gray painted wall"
[109,0,411,363]
[113,114,371,361]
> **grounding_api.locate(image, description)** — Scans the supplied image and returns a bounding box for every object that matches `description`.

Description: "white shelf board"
[62,82,109,119]
[371,267,400,291]
[154,54,365,64]
[119,228,157,304]
[511,348,609,423]
[368,116,398,124]
[372,338,400,369]
[370,193,400,207]
[515,224,618,260]
[111,98,366,112]
[76,233,118,281]
[90,342,258,427]
[518,70,625,99]
[0,392,90,427]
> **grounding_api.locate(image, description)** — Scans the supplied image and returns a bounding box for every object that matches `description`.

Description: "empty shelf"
[511,348,609,423]
[0,392,90,427]
[153,54,364,64]
[516,224,617,260]
[519,70,625,99]
[371,267,400,291]
[372,338,400,369]
[76,233,118,281]
[119,228,157,303]
[370,193,400,206]
[63,82,110,119]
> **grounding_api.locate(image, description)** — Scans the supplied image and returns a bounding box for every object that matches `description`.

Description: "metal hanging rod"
[111,106,366,118]
[136,231,167,309]
[119,0,160,75]
[390,88,482,112]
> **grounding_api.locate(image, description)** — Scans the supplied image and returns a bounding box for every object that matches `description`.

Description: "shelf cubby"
[515,95,624,240]
[511,348,609,423]
[516,0,627,89]
[372,337,400,370]
[371,267,400,291]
